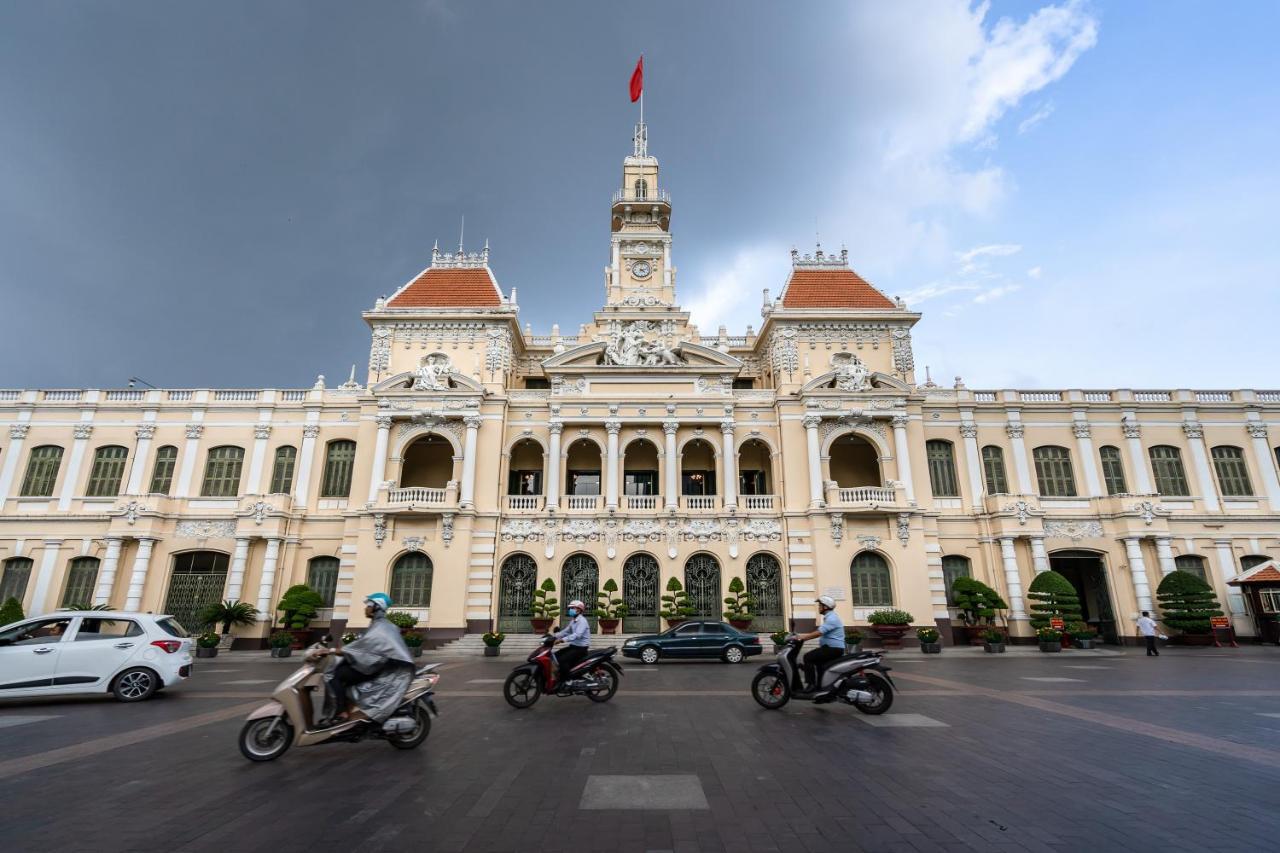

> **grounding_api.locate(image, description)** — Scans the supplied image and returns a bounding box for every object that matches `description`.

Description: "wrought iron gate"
[622,553,660,633]
[163,551,230,632]
[746,553,784,632]
[561,554,599,630]
[498,554,537,633]
[684,554,721,619]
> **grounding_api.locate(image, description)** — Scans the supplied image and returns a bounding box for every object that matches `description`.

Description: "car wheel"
[111,667,159,702]
[722,645,745,664]
[639,646,660,664]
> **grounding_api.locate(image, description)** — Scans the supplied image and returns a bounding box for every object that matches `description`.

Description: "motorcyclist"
[552,599,591,684]
[313,592,415,720]
[792,595,845,695]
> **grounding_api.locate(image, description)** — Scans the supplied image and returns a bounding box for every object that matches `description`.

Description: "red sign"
[1210,616,1230,629]
[1050,617,1064,630]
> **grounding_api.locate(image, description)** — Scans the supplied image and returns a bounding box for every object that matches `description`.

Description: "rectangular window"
[941,556,971,605]
[1099,446,1127,495]
[568,471,600,496]
[1260,589,1280,614]
[623,471,657,496]
[320,440,356,498]
[681,471,717,496]
[1211,446,1253,497]
[509,469,544,495]
[200,446,245,497]
[1174,555,1207,583]
[269,446,297,494]
[307,558,339,608]
[149,446,178,494]
[85,446,129,497]
[738,470,766,496]
[926,440,959,497]
[60,558,99,607]
[1149,446,1190,496]
[74,618,142,641]
[523,378,550,389]
[0,558,33,603]
[1033,446,1077,497]
[20,446,63,497]
[981,446,1007,495]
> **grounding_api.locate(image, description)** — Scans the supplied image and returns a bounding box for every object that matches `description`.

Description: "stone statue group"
[603,322,683,367]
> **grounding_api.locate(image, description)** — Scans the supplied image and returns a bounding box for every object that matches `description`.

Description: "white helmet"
[568,599,587,610]
[816,595,836,610]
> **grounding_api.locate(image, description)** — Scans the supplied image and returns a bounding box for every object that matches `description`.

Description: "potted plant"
[196,599,260,650]
[722,576,754,630]
[195,632,221,658]
[341,631,358,644]
[482,631,505,656]
[1069,621,1099,650]
[867,608,914,648]
[276,584,325,648]
[386,610,423,657]
[844,627,864,652]
[1028,570,1081,632]
[403,631,424,658]
[769,630,789,652]
[0,596,24,626]
[1037,626,1063,652]
[531,578,558,633]
[660,577,693,628]
[269,631,294,657]
[595,579,627,634]
[951,577,1008,645]
[982,627,1006,653]
[1156,570,1224,645]
[917,626,942,654]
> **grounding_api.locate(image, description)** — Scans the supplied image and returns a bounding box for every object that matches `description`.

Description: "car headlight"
[624,640,637,647]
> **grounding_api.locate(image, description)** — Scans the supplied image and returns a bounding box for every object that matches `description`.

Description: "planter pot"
[484,644,501,657]
[1039,641,1062,653]
[408,645,423,658]
[845,642,862,654]
[196,646,218,659]
[729,619,753,631]
[217,633,235,650]
[772,644,786,654]
[984,642,1006,653]
[270,646,292,658]
[598,619,620,634]
[871,624,909,648]
[920,642,942,654]
[531,618,553,634]
[665,618,687,630]
[289,629,310,650]
[1075,638,1096,650]
[966,627,989,646]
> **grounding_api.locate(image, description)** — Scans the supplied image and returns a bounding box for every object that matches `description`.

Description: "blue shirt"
[556,613,591,647]
[818,610,845,649]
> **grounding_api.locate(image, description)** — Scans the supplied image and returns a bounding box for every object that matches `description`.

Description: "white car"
[0,610,194,702]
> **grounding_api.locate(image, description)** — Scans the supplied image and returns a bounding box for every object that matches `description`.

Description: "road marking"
[1065,665,1111,670]
[1021,677,1085,683]
[853,713,949,728]
[220,680,274,685]
[194,668,234,673]
[0,715,59,729]
[580,774,709,810]
[466,679,505,684]
[1258,713,1280,719]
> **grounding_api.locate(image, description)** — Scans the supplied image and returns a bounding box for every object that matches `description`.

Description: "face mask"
[568,608,578,617]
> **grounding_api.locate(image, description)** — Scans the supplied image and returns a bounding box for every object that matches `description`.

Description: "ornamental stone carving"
[500,519,544,543]
[1245,422,1268,439]
[896,513,911,547]
[1002,499,1036,525]
[857,535,882,551]
[1005,422,1024,439]
[682,519,721,542]
[768,328,799,376]
[412,353,455,390]
[9,423,30,439]
[890,328,914,373]
[303,424,321,439]
[830,352,872,392]
[560,519,601,542]
[118,500,146,525]
[829,512,844,546]
[402,536,425,552]
[549,420,564,436]
[463,414,483,430]
[959,422,979,439]
[720,419,735,435]
[1071,422,1092,439]
[601,320,684,366]
[1122,421,1141,439]
[1181,421,1204,440]
[802,415,822,430]
[1129,500,1167,526]
[621,519,664,541]
[891,413,910,429]
[695,376,729,395]
[73,424,94,440]
[175,520,237,538]
[605,419,622,435]
[741,519,782,540]
[186,424,204,440]
[254,424,272,440]
[373,513,387,547]
[485,327,513,375]
[135,424,157,440]
[441,513,455,546]
[375,415,393,430]
[1043,520,1104,541]
[369,326,392,374]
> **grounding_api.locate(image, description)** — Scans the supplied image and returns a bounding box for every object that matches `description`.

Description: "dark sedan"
[622,621,764,664]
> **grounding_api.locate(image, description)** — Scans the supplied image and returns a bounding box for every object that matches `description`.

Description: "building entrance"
[1048,550,1118,644]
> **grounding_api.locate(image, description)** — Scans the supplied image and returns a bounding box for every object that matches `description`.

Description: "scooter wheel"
[239,716,294,762]
[386,705,432,750]
[585,666,618,703]
[751,671,790,710]
[854,677,894,715]
[504,671,541,709]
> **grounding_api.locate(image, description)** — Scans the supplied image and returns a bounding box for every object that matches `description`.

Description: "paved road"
[2,645,1279,852]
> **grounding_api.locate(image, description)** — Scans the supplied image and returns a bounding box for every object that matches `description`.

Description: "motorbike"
[502,633,623,709]
[238,640,440,762]
[750,636,894,713]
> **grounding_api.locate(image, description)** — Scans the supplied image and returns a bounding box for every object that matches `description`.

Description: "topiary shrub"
[722,576,753,622]
[951,577,1008,627]
[660,577,693,621]
[595,578,627,620]
[276,584,324,629]
[1027,570,1081,630]
[0,596,24,626]
[1156,570,1223,634]
[531,578,558,620]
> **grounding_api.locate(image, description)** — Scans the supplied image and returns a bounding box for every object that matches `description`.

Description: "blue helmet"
[364,592,392,613]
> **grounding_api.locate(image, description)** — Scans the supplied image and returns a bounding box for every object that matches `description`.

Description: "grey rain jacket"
[328,611,416,722]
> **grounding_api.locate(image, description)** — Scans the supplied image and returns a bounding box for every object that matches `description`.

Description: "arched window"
[941,555,972,604]
[20,445,63,497]
[85,445,129,497]
[320,440,356,498]
[1099,445,1127,495]
[851,551,893,606]
[269,446,297,494]
[390,552,433,608]
[0,557,33,603]
[61,557,100,607]
[149,445,178,494]
[981,445,1008,495]
[1174,554,1207,584]
[307,556,339,607]
[1241,555,1272,572]
[926,440,959,497]
[683,554,721,619]
[634,178,648,200]
[1149,446,1190,496]
[1033,446,1077,497]
[1210,446,1253,497]
[200,446,244,497]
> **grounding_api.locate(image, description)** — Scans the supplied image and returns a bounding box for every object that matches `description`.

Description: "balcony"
[680,495,718,511]
[612,188,671,205]
[741,494,777,511]
[623,495,660,511]
[380,483,458,513]
[565,495,602,511]
[504,494,544,512]
[825,484,906,511]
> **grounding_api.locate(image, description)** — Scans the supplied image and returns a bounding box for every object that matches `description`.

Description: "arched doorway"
[401,434,454,488]
[561,554,599,629]
[684,554,721,619]
[829,433,882,487]
[1048,550,1118,644]
[566,439,602,499]
[497,554,538,633]
[164,551,229,632]
[737,439,773,502]
[623,553,660,633]
[623,439,660,507]
[508,439,545,497]
[680,439,718,502]
[746,553,784,632]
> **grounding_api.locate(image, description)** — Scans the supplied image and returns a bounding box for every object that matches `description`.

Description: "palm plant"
[196,599,260,634]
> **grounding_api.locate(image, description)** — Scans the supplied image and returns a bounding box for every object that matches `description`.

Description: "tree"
[276,584,324,629]
[595,578,627,619]
[195,599,260,634]
[1026,570,1081,630]
[659,576,692,621]
[531,577,558,619]
[1156,570,1224,634]
[950,577,1008,627]
[722,576,753,621]
[0,596,23,626]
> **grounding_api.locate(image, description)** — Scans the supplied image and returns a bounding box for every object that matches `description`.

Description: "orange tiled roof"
[781,268,895,309]
[1232,565,1280,584]
[387,267,502,308]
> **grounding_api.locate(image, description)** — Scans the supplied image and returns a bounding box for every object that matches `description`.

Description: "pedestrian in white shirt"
[1137,611,1160,657]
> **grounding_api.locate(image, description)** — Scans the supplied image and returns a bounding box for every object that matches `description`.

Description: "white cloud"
[684,244,787,337]
[959,243,1023,263]
[1018,102,1055,134]
[1027,265,1043,279]
[973,283,1021,303]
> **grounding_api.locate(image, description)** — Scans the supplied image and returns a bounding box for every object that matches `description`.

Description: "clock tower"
[606,121,676,308]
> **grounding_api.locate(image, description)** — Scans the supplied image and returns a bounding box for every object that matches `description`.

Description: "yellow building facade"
[3,124,1279,646]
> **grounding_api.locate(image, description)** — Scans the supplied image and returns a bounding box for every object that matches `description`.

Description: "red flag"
[629,56,643,102]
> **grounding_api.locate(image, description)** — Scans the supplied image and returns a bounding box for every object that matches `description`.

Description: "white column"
[663,420,679,510]
[294,423,319,507]
[960,421,984,508]
[92,537,124,605]
[997,537,1027,620]
[1029,535,1049,574]
[255,538,283,619]
[29,540,64,615]
[247,423,271,494]
[804,415,824,508]
[125,423,156,495]
[1072,416,1103,497]
[57,423,93,511]
[721,418,737,511]
[1006,420,1034,494]
[175,423,203,498]
[1182,421,1220,512]
[124,537,155,612]
[1154,536,1176,576]
[1246,422,1280,508]
[1122,536,1153,613]
[0,423,30,500]
[367,416,392,503]
[227,537,252,602]
[1122,418,1153,494]
[605,419,621,511]
[891,414,915,504]
[460,414,481,508]
[547,421,563,509]
[1214,538,1245,615]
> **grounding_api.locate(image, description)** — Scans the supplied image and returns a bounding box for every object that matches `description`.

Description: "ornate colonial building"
[3,123,1279,645]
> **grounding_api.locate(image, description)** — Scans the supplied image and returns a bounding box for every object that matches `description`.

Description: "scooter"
[502,633,624,709]
[750,636,894,713]
[238,640,441,761]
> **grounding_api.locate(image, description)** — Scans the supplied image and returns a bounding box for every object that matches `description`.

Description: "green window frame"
[850,551,893,606]
[20,445,63,497]
[61,557,100,607]
[981,445,1008,495]
[200,446,244,497]
[0,557,34,603]
[390,552,433,608]
[941,555,971,605]
[1148,446,1190,496]
[269,446,297,495]
[1210,446,1253,497]
[307,556,340,608]
[320,440,356,498]
[1174,554,1207,584]
[1099,445,1127,496]
[1033,445,1077,497]
[149,445,178,494]
[1240,555,1271,572]
[926,440,959,498]
[85,445,129,497]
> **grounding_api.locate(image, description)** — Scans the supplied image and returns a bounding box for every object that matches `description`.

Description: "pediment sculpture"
[830,352,873,392]
[601,320,685,367]
[411,353,456,390]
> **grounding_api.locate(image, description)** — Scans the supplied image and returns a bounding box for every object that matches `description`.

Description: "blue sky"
[1,1,1276,390]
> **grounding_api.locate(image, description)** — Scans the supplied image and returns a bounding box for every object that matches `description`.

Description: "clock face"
[631,260,652,279]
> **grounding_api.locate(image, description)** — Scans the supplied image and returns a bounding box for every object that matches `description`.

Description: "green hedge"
[1027,570,1081,630]
[1156,570,1223,634]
